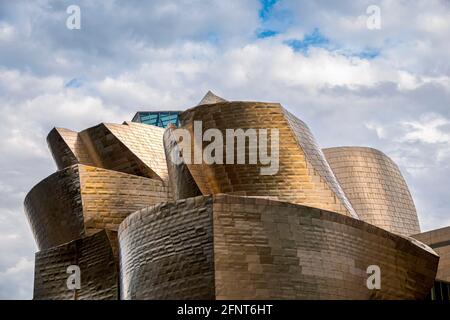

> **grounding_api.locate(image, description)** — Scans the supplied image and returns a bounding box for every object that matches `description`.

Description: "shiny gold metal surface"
[47,127,95,170]
[24,164,170,251]
[163,126,201,200]
[25,97,445,300]
[34,230,118,300]
[47,121,169,182]
[197,90,228,105]
[179,102,357,218]
[118,194,438,300]
[323,147,420,236]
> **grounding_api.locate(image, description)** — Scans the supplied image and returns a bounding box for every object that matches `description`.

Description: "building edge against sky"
[23,92,449,300]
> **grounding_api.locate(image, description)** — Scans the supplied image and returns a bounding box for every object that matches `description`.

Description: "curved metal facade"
[163,126,201,200]
[178,102,357,218]
[34,230,118,300]
[24,165,85,251]
[24,164,170,251]
[119,196,215,300]
[47,127,95,170]
[24,94,443,300]
[47,121,169,182]
[119,194,438,300]
[323,147,420,236]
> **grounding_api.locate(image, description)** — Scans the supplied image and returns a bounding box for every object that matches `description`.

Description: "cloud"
[0,22,15,41]
[0,0,450,299]
[400,114,450,144]
[0,257,34,300]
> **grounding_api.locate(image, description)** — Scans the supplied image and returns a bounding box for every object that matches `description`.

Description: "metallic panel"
[283,109,357,218]
[197,90,227,105]
[34,230,118,300]
[323,147,420,236]
[27,97,442,300]
[118,194,438,300]
[24,164,170,251]
[163,126,201,200]
[24,165,85,250]
[179,102,356,217]
[47,127,94,170]
[413,226,450,282]
[104,122,169,181]
[118,197,215,300]
[47,122,169,182]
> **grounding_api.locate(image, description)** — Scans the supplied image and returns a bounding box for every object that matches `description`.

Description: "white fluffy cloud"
[0,0,450,299]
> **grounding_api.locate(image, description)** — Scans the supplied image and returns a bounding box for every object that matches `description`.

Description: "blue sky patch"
[284,28,330,53]
[283,28,380,60]
[259,0,278,22]
[257,0,293,35]
[356,48,380,59]
[337,47,381,60]
[256,29,279,38]
[65,77,83,88]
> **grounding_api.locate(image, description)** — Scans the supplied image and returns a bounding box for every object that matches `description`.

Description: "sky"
[0,0,450,299]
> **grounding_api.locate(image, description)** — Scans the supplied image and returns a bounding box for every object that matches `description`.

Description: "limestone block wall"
[413,226,450,282]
